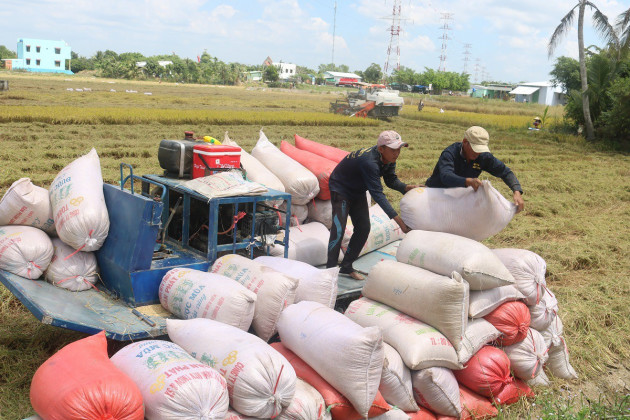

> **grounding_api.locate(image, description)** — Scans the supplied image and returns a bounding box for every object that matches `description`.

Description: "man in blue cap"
[326,130,418,280]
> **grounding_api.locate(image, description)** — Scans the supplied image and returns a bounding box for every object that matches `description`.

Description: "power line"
[438,12,453,72]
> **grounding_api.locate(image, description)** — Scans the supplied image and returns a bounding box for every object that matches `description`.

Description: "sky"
[1,0,628,83]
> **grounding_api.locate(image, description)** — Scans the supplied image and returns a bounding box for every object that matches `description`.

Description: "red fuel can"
[192,144,242,179]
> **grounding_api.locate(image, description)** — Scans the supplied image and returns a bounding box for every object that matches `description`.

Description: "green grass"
[0,72,629,419]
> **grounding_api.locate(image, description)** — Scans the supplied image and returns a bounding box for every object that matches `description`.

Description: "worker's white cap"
[377,130,408,149]
[464,126,490,153]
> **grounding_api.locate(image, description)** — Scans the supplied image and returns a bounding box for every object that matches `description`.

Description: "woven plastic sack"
[458,319,501,365]
[528,288,558,331]
[503,328,548,380]
[294,134,349,163]
[406,409,437,420]
[397,230,514,291]
[0,178,56,234]
[345,297,459,370]
[527,369,550,387]
[307,199,332,229]
[546,336,578,379]
[539,314,564,349]
[362,260,469,351]
[210,254,298,341]
[453,346,512,399]
[277,301,384,418]
[223,132,286,195]
[492,378,534,405]
[31,331,144,420]
[0,225,53,279]
[380,343,419,411]
[469,285,525,318]
[342,204,406,257]
[224,408,259,419]
[184,171,268,199]
[256,256,338,308]
[49,148,109,251]
[167,318,296,418]
[252,130,319,205]
[455,385,499,420]
[279,201,308,226]
[411,367,461,418]
[268,222,330,266]
[372,409,412,420]
[271,342,391,420]
[277,378,331,420]
[492,248,547,305]
[111,339,228,420]
[45,238,98,291]
[281,140,338,200]
[400,181,516,241]
[159,268,256,330]
[483,301,530,346]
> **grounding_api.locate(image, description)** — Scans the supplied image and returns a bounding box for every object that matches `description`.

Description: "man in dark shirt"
[327,130,418,280]
[425,126,524,212]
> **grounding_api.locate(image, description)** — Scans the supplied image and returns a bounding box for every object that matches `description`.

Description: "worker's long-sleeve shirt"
[425,142,523,193]
[328,146,407,219]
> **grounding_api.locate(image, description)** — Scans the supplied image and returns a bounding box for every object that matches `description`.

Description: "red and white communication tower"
[384,0,402,75]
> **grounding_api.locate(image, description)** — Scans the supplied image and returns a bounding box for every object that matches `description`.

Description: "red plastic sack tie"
[64,229,95,260]
[26,261,42,280]
[312,198,317,211]
[219,212,246,235]
[294,215,302,232]
[270,364,285,419]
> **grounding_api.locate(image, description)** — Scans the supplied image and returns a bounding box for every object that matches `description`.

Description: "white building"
[509,81,566,106]
[324,71,362,86]
[273,62,297,80]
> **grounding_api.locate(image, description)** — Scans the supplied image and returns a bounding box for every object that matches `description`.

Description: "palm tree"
[548,1,616,141]
[617,7,630,55]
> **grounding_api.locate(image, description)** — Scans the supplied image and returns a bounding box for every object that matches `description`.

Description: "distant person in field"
[425,126,525,212]
[327,130,418,280]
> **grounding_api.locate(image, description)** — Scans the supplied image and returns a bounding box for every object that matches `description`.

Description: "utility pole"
[438,13,453,72]
[332,0,337,66]
[384,0,402,75]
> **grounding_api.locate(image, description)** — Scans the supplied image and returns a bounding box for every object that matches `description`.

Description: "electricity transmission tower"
[384,0,402,75]
[463,43,472,74]
[332,1,337,65]
[438,13,453,72]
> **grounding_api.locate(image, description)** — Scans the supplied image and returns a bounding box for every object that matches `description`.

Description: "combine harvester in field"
[0,132,576,420]
[330,82,404,119]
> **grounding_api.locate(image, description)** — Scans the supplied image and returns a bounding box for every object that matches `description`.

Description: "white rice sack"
[277,301,384,418]
[268,222,330,266]
[342,204,405,257]
[379,343,419,412]
[45,238,98,291]
[307,199,332,229]
[370,408,411,420]
[0,178,56,235]
[224,408,258,420]
[167,318,297,418]
[49,148,110,251]
[469,285,525,318]
[345,297,459,370]
[539,315,564,349]
[492,248,547,305]
[277,378,331,420]
[159,268,256,331]
[399,181,516,241]
[527,369,550,387]
[528,289,558,331]
[110,340,229,420]
[362,260,469,351]
[396,230,514,291]
[503,328,549,381]
[251,130,319,205]
[256,256,338,308]
[458,318,501,365]
[223,132,286,195]
[547,338,578,380]
[0,226,53,279]
[279,202,308,226]
[411,367,461,418]
[210,254,298,341]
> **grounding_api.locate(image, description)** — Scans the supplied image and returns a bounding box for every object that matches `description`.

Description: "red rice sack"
[407,409,437,420]
[280,140,337,200]
[453,346,511,399]
[0,178,56,235]
[483,301,530,346]
[503,328,548,381]
[271,342,390,420]
[492,378,534,405]
[294,134,349,163]
[458,319,501,365]
[434,385,499,420]
[30,331,144,420]
[0,225,54,279]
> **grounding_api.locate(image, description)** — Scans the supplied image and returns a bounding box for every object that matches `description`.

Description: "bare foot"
[347,271,365,281]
